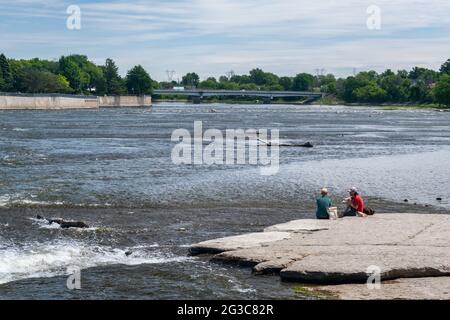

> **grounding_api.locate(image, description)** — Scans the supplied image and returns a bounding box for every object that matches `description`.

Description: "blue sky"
[1,0,450,80]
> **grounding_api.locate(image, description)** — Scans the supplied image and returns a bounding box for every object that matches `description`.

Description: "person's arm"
[349,197,359,209]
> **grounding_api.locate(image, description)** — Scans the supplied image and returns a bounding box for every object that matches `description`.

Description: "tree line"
[0,53,449,105]
[0,54,156,96]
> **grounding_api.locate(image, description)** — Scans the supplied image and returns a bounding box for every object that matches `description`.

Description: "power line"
[166,70,176,82]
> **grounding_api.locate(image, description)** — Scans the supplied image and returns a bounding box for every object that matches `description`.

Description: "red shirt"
[353,195,364,212]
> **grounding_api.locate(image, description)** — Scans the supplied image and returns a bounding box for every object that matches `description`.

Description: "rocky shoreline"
[190,214,450,300]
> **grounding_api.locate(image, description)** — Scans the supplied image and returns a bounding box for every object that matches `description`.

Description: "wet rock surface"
[313,277,450,300]
[190,214,450,299]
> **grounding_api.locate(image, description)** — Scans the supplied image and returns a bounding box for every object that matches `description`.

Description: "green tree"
[279,77,293,91]
[434,74,450,106]
[353,83,387,103]
[337,72,378,102]
[0,53,13,91]
[440,59,450,75]
[217,81,239,90]
[85,63,106,94]
[218,75,229,83]
[248,69,279,87]
[125,65,153,95]
[292,73,314,91]
[263,72,280,87]
[409,82,425,102]
[103,58,125,94]
[26,58,60,73]
[0,70,5,90]
[409,67,438,85]
[158,81,177,89]
[59,56,88,93]
[379,70,411,102]
[249,68,266,86]
[316,74,337,94]
[17,67,72,93]
[230,74,251,85]
[182,72,200,88]
[199,77,218,89]
[265,84,284,91]
[239,83,259,91]
[58,55,106,94]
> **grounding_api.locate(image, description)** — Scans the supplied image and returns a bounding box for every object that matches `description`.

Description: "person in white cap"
[316,188,332,219]
[343,187,366,217]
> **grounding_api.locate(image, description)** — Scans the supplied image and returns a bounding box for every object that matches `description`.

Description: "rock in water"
[190,214,450,299]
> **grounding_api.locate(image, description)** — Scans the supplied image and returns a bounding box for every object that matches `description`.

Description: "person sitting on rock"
[342,187,367,217]
[316,188,332,220]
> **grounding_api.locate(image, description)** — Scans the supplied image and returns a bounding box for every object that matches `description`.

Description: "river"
[0,103,449,299]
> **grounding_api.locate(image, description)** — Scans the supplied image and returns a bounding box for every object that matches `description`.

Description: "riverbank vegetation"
[0,53,449,106]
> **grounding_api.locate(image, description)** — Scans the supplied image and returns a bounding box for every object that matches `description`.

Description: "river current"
[0,103,449,299]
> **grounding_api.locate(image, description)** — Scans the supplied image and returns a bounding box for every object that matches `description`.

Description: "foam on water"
[0,194,65,208]
[0,240,190,285]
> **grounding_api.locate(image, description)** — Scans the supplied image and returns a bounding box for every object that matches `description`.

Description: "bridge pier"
[192,96,202,104]
[263,97,273,104]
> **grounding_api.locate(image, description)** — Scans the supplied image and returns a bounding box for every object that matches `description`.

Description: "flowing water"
[0,103,449,299]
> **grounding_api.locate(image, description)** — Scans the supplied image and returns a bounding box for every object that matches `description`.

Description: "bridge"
[153,89,324,104]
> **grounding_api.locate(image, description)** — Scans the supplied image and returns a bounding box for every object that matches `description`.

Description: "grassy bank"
[380,104,449,110]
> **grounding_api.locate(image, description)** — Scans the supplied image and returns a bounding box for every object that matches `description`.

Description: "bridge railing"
[153,89,323,97]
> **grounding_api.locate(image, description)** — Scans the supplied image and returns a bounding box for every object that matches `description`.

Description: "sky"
[0,0,450,81]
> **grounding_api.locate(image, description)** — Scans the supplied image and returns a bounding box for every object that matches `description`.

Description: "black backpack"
[363,207,375,215]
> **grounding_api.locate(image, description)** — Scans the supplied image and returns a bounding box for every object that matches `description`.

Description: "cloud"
[0,0,449,79]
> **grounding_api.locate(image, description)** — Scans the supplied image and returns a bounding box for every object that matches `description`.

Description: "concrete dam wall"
[0,94,99,110]
[98,95,152,108]
[0,94,152,110]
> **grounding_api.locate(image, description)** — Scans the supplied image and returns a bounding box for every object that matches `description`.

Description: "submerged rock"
[125,251,133,257]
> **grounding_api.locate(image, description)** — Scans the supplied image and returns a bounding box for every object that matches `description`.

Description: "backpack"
[363,207,375,216]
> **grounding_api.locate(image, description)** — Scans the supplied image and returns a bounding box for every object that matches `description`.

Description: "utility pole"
[315,68,325,76]
[226,70,235,80]
[166,70,176,82]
